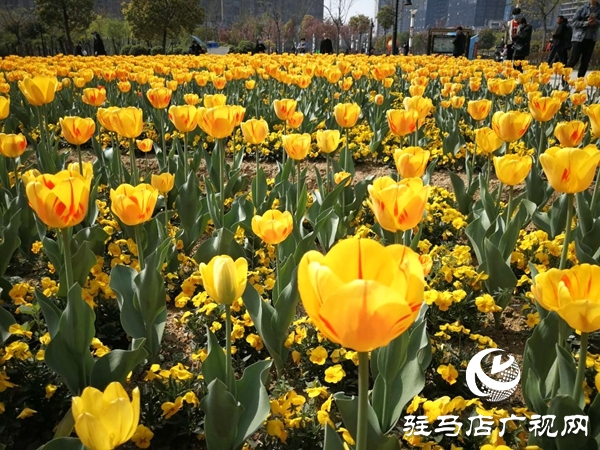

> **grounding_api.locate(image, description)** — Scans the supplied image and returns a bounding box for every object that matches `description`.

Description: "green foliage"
[477,28,497,50]
[34,0,94,51]
[377,4,395,32]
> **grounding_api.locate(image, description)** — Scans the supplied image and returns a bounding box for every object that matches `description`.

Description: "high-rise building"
[201,0,323,25]
[446,0,505,28]
[559,0,587,22]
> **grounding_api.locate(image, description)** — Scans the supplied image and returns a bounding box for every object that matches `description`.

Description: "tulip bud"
[199,255,248,306]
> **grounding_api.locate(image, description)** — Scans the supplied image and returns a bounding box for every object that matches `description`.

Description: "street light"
[391,0,413,55]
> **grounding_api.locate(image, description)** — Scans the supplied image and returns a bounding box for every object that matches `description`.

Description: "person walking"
[548,16,570,64]
[452,26,467,57]
[297,37,307,54]
[513,17,533,69]
[504,7,522,61]
[566,0,600,78]
[320,34,333,54]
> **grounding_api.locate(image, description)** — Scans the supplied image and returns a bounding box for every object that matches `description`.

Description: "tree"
[349,14,370,52]
[34,0,94,54]
[123,0,204,52]
[377,3,395,37]
[324,0,357,52]
[516,0,561,50]
[0,2,35,55]
[300,14,324,43]
[88,16,130,55]
[477,28,497,50]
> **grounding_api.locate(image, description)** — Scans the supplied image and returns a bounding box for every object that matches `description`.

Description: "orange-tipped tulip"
[540,146,600,194]
[196,106,235,139]
[273,99,297,121]
[298,239,425,352]
[584,104,600,138]
[111,107,144,139]
[110,183,158,226]
[0,133,27,158]
[18,76,59,106]
[230,105,246,127]
[467,99,492,121]
[554,121,588,147]
[491,111,532,142]
[367,177,431,232]
[475,127,503,154]
[394,146,430,178]
[0,96,9,120]
[529,96,562,122]
[204,93,227,108]
[82,88,106,107]
[146,87,172,109]
[251,209,293,245]
[403,95,433,126]
[334,102,361,128]
[136,139,154,153]
[532,264,600,332]
[241,119,269,145]
[282,133,311,160]
[184,93,200,106]
[168,105,198,133]
[386,109,419,137]
[199,255,247,306]
[493,154,532,186]
[60,116,96,146]
[97,107,119,132]
[316,129,341,154]
[286,111,304,129]
[151,173,175,194]
[26,170,90,228]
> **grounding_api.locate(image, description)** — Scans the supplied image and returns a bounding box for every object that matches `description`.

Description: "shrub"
[119,44,132,55]
[151,46,163,55]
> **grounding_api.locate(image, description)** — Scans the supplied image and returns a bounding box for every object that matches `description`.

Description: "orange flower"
[168,105,198,133]
[273,99,297,121]
[146,88,172,109]
[60,117,96,146]
[136,139,154,153]
[82,88,106,107]
[386,109,419,137]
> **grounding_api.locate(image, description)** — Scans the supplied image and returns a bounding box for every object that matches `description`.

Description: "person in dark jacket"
[566,0,600,78]
[548,16,570,64]
[254,38,266,54]
[452,26,467,57]
[93,32,106,56]
[320,34,333,54]
[513,17,533,66]
[75,42,83,56]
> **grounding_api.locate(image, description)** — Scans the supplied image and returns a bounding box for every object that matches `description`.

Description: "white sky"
[347,0,377,20]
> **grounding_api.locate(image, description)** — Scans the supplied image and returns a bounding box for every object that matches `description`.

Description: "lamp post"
[368,19,374,54]
[391,0,413,55]
[408,9,417,53]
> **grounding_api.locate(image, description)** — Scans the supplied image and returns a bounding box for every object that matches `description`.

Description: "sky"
[347,0,377,20]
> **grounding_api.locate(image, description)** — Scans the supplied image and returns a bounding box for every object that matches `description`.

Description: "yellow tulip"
[168,105,198,133]
[72,382,140,450]
[67,162,94,180]
[394,146,430,178]
[475,127,503,154]
[118,81,131,93]
[245,80,256,90]
[0,96,10,120]
[286,111,304,129]
[18,76,59,106]
[374,94,384,105]
[230,105,246,127]
[409,85,425,97]
[197,105,235,139]
[251,209,293,245]
[204,94,227,108]
[60,116,96,146]
[386,109,419,137]
[450,96,465,109]
[529,96,562,122]
[554,121,588,147]
[334,171,351,186]
[0,133,27,158]
[112,107,144,139]
[82,88,106,107]
[540,146,600,194]
[403,96,433,125]
[584,104,600,138]
[334,102,361,128]
[97,107,119,132]
[25,170,90,229]
[282,133,311,160]
[316,129,341,154]
[586,71,600,88]
[367,177,431,232]
[297,239,425,352]
[570,92,587,106]
[273,99,297,122]
[199,255,248,306]
[467,99,492,121]
[151,173,174,194]
[21,169,41,186]
[532,264,600,332]
[110,184,158,226]
[491,111,532,143]
[146,87,172,109]
[551,90,569,103]
[492,154,532,186]
[184,93,200,106]
[136,138,154,153]
[241,119,269,145]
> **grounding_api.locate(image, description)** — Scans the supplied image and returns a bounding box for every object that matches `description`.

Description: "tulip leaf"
[233,360,272,448]
[200,378,242,450]
[35,290,62,338]
[324,423,346,450]
[176,171,204,252]
[202,327,233,390]
[193,227,246,265]
[334,393,402,450]
[0,207,21,278]
[73,225,109,257]
[37,437,84,450]
[0,304,16,345]
[224,195,254,232]
[482,238,517,295]
[90,340,148,391]
[555,344,577,400]
[251,167,268,213]
[57,240,96,298]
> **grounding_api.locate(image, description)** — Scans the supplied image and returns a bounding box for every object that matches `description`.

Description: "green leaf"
[176,171,203,252]
[0,305,16,345]
[482,238,517,295]
[36,437,84,450]
[90,341,148,391]
[200,379,242,450]
[0,207,21,277]
[449,172,471,215]
[35,290,62,338]
[58,241,97,297]
[202,327,230,388]
[324,423,346,450]
[109,265,146,339]
[193,227,246,265]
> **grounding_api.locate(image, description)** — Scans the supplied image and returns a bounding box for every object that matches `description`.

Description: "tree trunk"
[542,17,548,53]
[162,29,168,52]
[61,3,73,54]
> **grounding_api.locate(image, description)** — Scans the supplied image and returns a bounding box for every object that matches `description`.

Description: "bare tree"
[323,0,357,52]
[0,3,35,55]
[257,0,284,52]
[517,0,562,49]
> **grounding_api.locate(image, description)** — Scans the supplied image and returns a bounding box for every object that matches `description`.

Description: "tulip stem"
[134,225,145,271]
[274,244,281,301]
[282,123,287,167]
[255,144,260,179]
[219,138,226,227]
[325,154,330,193]
[559,193,574,270]
[129,139,138,185]
[403,229,411,247]
[159,111,167,170]
[356,352,369,450]
[60,228,75,290]
[225,304,234,391]
[573,332,589,405]
[296,160,301,211]
[394,231,403,245]
[183,133,189,178]
[506,186,514,221]
[345,128,349,169]
[76,145,83,177]
[537,124,546,167]
[590,166,600,216]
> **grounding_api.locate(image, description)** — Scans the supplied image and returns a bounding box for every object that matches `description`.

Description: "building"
[446,0,505,28]
[559,0,587,22]
[201,0,324,25]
